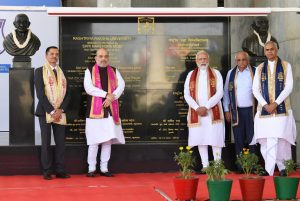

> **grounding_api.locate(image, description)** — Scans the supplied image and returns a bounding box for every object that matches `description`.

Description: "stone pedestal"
[12,56,31,68]
[9,68,35,145]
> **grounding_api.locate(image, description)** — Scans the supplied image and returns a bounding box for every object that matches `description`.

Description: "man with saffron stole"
[84,48,125,177]
[35,46,71,180]
[252,41,296,176]
[223,51,257,173]
[184,50,225,172]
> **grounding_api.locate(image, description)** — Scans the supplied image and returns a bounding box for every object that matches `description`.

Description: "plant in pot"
[236,148,265,201]
[274,159,299,200]
[204,158,232,201]
[173,146,198,201]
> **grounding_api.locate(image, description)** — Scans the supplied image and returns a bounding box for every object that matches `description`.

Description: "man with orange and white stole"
[184,50,225,172]
[252,41,296,176]
[84,48,125,177]
[35,46,71,180]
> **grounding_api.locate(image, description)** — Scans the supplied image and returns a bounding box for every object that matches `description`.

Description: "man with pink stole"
[84,48,125,177]
[184,50,225,172]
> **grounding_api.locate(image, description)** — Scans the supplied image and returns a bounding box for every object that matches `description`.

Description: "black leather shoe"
[43,173,52,180]
[56,172,71,179]
[100,171,114,177]
[86,171,96,177]
[279,169,287,177]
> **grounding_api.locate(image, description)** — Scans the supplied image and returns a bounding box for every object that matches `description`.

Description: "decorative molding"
[46,7,271,17]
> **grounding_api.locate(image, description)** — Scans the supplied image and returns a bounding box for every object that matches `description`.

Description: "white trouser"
[259,138,291,176]
[198,145,222,168]
[88,140,112,173]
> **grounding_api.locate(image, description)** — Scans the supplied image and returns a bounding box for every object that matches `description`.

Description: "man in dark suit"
[34,46,71,180]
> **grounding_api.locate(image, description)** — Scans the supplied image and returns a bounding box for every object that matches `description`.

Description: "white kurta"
[84,68,125,146]
[184,67,225,147]
[252,61,296,145]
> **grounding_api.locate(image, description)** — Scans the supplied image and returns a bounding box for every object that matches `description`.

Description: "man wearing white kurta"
[184,51,225,171]
[84,48,125,177]
[252,41,296,176]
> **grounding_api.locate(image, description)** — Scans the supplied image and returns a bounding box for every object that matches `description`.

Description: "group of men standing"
[35,47,125,180]
[34,40,296,180]
[184,41,296,176]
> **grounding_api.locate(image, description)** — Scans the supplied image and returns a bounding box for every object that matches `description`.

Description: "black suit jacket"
[34,67,71,117]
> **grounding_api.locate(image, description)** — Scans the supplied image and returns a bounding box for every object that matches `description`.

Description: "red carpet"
[0,172,300,201]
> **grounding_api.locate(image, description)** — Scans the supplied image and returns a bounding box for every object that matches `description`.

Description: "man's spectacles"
[236,59,247,62]
[96,55,109,59]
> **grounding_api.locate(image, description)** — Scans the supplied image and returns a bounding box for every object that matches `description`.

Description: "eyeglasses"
[96,55,109,59]
[236,59,247,62]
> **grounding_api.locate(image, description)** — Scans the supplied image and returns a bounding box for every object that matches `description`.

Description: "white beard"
[197,63,209,69]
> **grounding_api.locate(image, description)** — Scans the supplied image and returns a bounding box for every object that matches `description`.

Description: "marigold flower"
[179,147,184,151]
[186,146,191,150]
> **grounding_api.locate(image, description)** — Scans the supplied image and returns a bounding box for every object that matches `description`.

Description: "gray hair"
[196,50,209,60]
[234,51,250,61]
[96,48,109,56]
[264,41,278,50]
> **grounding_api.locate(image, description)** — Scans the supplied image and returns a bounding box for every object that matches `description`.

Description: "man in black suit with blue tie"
[34,46,71,180]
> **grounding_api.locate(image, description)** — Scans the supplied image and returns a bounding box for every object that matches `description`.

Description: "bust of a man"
[3,13,41,56]
[242,16,279,57]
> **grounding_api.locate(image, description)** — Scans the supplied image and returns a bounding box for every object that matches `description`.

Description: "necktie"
[53,68,57,80]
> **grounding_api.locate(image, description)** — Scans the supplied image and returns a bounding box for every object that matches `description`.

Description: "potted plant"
[236,148,265,201]
[204,158,232,201]
[173,146,198,201]
[274,159,299,200]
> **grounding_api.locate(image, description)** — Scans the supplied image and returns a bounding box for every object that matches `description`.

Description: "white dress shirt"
[50,65,57,71]
[223,66,254,112]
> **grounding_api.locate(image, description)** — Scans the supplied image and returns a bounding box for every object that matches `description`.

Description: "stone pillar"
[9,68,35,145]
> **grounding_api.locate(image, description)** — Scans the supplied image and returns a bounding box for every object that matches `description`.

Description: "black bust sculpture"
[3,13,41,57]
[242,16,279,57]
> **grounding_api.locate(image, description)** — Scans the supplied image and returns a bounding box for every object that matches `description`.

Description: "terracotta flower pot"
[239,176,265,201]
[173,177,199,200]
